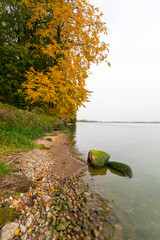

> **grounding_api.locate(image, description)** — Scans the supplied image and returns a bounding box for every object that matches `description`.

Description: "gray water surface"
[72,122,160,240]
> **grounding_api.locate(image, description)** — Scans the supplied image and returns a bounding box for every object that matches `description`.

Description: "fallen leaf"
[15,228,20,236]
[46,202,51,207]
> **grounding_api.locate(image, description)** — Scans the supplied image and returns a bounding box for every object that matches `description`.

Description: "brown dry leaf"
[13,199,20,207]
[46,202,51,207]
[44,230,50,236]
[26,192,32,197]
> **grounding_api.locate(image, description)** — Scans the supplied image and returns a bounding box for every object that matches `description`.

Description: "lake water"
[71,122,160,240]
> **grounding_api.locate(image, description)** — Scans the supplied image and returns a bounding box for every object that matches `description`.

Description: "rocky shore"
[0,133,116,240]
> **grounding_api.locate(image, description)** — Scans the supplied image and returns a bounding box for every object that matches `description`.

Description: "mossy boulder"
[108,161,133,178]
[88,150,110,168]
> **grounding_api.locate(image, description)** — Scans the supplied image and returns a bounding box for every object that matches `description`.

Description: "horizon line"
[77,120,160,123]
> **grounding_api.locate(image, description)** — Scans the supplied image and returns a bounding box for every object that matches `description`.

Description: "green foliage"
[0,0,47,108]
[0,162,11,178]
[59,125,67,131]
[0,0,29,106]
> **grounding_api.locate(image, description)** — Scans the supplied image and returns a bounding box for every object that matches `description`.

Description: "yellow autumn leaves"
[22,0,110,119]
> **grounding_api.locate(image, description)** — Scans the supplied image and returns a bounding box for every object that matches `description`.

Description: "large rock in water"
[108,161,133,178]
[88,150,110,168]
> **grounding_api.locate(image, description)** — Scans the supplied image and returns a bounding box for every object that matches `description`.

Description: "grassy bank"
[0,162,11,179]
[0,103,65,156]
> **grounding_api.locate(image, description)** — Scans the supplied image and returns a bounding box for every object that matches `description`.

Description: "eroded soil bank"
[0,133,117,240]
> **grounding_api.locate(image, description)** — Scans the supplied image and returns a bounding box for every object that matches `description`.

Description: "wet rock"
[88,150,110,168]
[107,161,133,178]
[0,222,19,240]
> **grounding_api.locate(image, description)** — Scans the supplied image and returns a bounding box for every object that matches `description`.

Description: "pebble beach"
[0,133,116,240]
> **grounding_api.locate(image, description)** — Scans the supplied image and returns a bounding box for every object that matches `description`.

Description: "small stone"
[56,223,66,231]
[114,224,123,231]
[27,198,35,207]
[0,222,19,240]
[41,195,51,204]
[106,207,111,212]
[9,196,13,201]
[66,234,71,239]
[32,233,36,238]
[39,234,45,240]
[83,236,91,240]
[20,224,27,233]
[39,228,45,234]
[62,222,69,228]
[21,232,28,240]
[84,192,90,197]
[47,212,53,219]
[73,226,81,232]
[46,206,50,212]
[60,217,66,223]
[1,201,9,208]
[98,236,105,240]
[97,225,103,232]
[37,218,43,224]
[54,206,61,211]
[26,216,33,227]
[31,208,37,214]
[91,229,99,237]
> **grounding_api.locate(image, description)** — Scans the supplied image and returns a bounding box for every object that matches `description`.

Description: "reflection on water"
[88,165,126,178]
[70,122,160,240]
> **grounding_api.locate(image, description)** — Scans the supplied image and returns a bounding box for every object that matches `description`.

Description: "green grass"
[0,162,11,178]
[0,103,62,154]
[0,205,21,228]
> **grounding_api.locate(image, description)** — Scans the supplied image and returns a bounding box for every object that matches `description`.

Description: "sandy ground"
[0,133,86,197]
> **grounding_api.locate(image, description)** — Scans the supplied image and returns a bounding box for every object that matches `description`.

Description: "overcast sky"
[77,0,160,121]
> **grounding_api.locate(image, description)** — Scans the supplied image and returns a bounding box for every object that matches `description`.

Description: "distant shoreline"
[77,120,160,124]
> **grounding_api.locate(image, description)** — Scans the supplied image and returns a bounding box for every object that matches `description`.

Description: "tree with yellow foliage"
[22,0,110,119]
